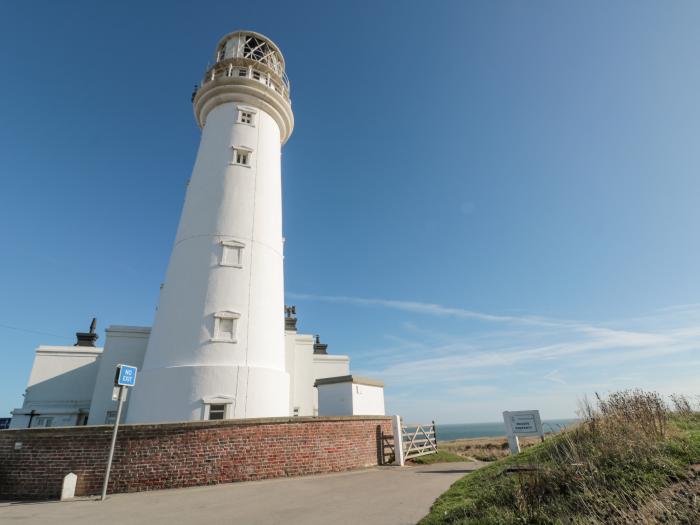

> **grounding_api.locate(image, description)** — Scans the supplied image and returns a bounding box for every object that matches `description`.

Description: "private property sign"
[503,410,545,454]
[508,412,539,435]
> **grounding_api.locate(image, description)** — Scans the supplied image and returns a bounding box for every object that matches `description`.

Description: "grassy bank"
[420,391,700,524]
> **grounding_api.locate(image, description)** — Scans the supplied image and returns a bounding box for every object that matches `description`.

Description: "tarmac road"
[0,461,482,525]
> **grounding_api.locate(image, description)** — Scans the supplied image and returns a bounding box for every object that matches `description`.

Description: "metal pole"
[101,385,125,501]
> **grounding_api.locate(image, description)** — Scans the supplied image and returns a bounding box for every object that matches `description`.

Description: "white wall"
[286,332,314,416]
[316,379,386,417]
[316,382,353,416]
[351,383,386,416]
[311,354,350,416]
[312,354,350,381]
[88,326,150,425]
[10,346,102,428]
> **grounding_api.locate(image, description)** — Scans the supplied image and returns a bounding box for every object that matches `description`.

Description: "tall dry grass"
[511,390,700,524]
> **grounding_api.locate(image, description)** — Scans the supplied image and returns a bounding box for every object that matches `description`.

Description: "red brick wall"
[0,416,392,499]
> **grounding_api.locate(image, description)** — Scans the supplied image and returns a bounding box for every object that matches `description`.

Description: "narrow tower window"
[213,311,240,342]
[236,150,249,165]
[217,48,226,61]
[238,68,248,77]
[208,404,226,420]
[231,146,252,167]
[220,240,244,267]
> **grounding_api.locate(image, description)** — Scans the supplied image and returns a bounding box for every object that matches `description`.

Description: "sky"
[1,1,699,423]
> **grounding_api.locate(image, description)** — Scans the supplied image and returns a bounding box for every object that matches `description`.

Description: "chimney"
[285,305,297,331]
[313,334,328,355]
[75,317,98,347]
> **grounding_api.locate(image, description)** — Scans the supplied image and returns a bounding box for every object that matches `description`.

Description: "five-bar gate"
[390,415,438,466]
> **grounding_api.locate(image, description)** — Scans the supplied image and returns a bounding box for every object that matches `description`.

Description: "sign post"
[503,410,544,455]
[101,364,137,501]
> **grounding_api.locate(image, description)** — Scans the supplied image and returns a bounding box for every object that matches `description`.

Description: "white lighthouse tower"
[127,31,294,423]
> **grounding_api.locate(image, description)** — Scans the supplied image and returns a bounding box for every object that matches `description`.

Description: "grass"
[419,390,700,525]
[409,450,467,464]
[440,436,544,462]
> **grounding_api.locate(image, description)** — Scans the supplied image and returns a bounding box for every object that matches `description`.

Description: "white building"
[10,315,366,428]
[10,30,384,428]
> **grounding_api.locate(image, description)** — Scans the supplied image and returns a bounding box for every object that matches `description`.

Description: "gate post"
[392,415,405,466]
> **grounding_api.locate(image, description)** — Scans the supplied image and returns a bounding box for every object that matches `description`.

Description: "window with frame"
[293,407,300,417]
[231,147,252,167]
[208,404,227,420]
[239,111,254,125]
[220,241,244,268]
[213,311,240,342]
[236,150,249,165]
[34,416,53,428]
[252,70,261,80]
[238,68,248,77]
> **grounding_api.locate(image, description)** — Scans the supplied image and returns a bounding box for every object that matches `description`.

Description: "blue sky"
[1,1,699,423]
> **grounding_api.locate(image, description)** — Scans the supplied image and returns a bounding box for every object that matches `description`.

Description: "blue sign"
[116,365,138,387]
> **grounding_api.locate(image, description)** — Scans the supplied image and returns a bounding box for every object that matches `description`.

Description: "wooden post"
[432,420,438,451]
[392,415,405,466]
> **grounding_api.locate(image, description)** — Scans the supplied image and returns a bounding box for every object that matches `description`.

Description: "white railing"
[200,60,290,101]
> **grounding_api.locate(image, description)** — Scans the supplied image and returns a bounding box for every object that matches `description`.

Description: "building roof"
[314,375,384,388]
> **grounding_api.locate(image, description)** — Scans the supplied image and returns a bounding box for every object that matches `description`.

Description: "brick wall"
[0,416,392,499]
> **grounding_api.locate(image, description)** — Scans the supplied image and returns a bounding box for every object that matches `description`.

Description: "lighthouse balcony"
[200,59,290,102]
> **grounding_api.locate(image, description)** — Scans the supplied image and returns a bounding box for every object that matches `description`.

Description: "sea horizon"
[432,418,579,441]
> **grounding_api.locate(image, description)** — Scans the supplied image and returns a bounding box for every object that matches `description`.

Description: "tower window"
[231,147,252,167]
[238,68,248,77]
[208,404,226,420]
[213,311,240,342]
[252,70,261,81]
[236,151,249,165]
[202,396,234,420]
[220,240,244,267]
[239,111,253,125]
[237,106,256,126]
[217,48,226,61]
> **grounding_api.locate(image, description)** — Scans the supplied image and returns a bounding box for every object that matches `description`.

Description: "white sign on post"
[503,410,545,455]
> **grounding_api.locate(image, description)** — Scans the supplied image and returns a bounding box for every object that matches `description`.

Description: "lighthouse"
[127,31,294,423]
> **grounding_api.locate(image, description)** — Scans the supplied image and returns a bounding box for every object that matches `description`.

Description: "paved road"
[0,461,482,525]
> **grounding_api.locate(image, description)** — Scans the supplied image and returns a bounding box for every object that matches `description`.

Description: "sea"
[434,419,579,441]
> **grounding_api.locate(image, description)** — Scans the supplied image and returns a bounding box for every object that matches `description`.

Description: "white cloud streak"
[290,292,700,393]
